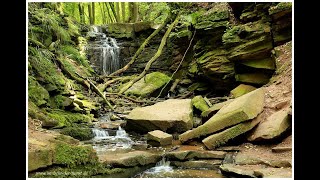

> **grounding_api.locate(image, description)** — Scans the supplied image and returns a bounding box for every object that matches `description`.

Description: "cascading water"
[116,126,127,137]
[92,128,109,140]
[86,25,121,75]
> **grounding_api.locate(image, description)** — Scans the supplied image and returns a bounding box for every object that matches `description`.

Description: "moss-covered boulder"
[179,88,264,143]
[28,147,54,172]
[61,127,94,141]
[230,84,257,98]
[125,72,171,98]
[248,108,291,141]
[202,117,260,149]
[126,99,193,133]
[49,95,73,109]
[235,73,270,85]
[46,109,93,128]
[192,95,210,112]
[28,76,49,106]
[28,101,59,128]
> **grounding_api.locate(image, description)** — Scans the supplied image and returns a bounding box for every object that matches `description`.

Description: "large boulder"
[202,117,261,149]
[248,108,291,141]
[126,99,193,133]
[201,99,234,118]
[179,88,264,143]
[99,150,161,167]
[125,72,171,98]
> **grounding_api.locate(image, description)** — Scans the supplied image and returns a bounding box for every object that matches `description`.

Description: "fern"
[64,16,80,37]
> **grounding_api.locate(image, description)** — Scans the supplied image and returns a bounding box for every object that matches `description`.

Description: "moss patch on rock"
[192,95,210,112]
[61,126,94,141]
[125,72,171,97]
[230,84,257,98]
[46,109,93,128]
[28,76,49,106]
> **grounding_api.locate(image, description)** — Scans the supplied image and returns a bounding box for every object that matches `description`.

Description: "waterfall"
[93,128,109,139]
[116,126,127,138]
[144,157,173,174]
[87,25,121,75]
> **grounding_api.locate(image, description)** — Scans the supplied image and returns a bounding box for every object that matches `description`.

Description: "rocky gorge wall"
[86,2,291,96]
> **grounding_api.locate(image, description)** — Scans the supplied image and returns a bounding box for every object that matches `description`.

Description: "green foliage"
[58,45,90,69]
[61,126,94,141]
[54,143,98,167]
[139,2,170,24]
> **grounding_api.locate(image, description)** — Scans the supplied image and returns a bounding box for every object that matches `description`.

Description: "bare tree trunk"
[119,14,181,94]
[88,3,92,24]
[121,2,126,22]
[100,2,106,24]
[107,2,117,22]
[92,2,95,24]
[129,2,134,22]
[115,2,120,22]
[78,3,84,23]
[133,2,139,22]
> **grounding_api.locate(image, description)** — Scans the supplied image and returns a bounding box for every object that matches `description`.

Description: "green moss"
[241,57,275,70]
[235,73,270,85]
[188,62,199,74]
[125,72,171,97]
[28,148,54,172]
[230,84,257,98]
[49,95,73,109]
[28,48,66,92]
[28,101,59,128]
[54,143,98,167]
[269,2,292,15]
[28,76,49,106]
[192,95,210,112]
[46,109,93,128]
[61,127,94,141]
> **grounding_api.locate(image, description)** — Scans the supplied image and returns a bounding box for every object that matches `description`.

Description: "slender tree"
[78,3,84,23]
[92,2,95,24]
[115,2,120,22]
[100,2,106,24]
[121,2,126,22]
[88,3,92,24]
[133,2,139,22]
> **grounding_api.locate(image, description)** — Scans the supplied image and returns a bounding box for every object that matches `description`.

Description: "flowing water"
[86,26,121,75]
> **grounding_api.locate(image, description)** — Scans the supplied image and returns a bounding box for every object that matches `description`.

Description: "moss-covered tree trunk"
[119,13,181,94]
[121,2,126,22]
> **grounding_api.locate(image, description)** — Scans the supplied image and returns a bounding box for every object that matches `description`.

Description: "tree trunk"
[119,13,181,94]
[129,2,134,23]
[110,19,168,76]
[121,2,126,22]
[92,2,95,24]
[133,2,139,22]
[107,2,117,23]
[115,2,120,22]
[78,3,84,23]
[88,3,92,24]
[100,2,106,24]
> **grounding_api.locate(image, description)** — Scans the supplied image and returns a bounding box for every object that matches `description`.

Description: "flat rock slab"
[180,88,264,143]
[201,99,234,118]
[234,153,291,168]
[147,130,173,146]
[220,164,292,178]
[203,117,261,149]
[99,120,126,130]
[99,150,161,167]
[171,160,222,169]
[248,108,291,141]
[230,84,257,98]
[165,150,226,160]
[126,99,193,133]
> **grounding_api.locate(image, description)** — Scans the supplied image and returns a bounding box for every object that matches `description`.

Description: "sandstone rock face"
[179,88,264,143]
[147,130,173,146]
[165,150,226,160]
[126,99,193,133]
[99,150,161,167]
[248,108,291,141]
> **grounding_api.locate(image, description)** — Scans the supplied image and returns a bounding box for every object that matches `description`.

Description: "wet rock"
[202,117,261,149]
[147,130,173,146]
[125,72,171,98]
[126,99,193,133]
[99,150,161,167]
[248,108,291,141]
[165,150,226,160]
[179,88,264,143]
[100,120,126,130]
[192,95,210,112]
[171,160,222,169]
